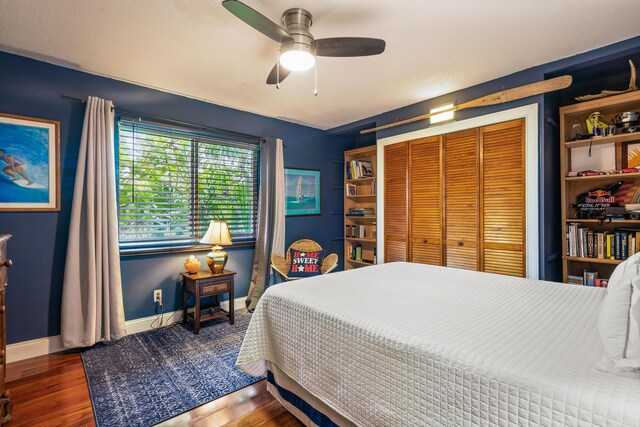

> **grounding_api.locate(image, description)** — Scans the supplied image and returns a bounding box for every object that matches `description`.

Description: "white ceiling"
[1,0,639,130]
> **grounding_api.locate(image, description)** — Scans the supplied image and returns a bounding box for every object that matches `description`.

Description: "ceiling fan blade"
[266,63,291,85]
[316,37,386,57]
[222,0,292,43]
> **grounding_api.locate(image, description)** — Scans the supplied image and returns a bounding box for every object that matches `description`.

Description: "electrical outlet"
[153,289,162,303]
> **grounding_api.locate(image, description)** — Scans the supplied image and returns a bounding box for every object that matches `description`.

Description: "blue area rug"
[81,311,262,427]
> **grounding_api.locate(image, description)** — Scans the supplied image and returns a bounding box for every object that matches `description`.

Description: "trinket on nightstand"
[184,255,201,274]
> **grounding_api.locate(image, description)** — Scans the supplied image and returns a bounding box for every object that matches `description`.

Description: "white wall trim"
[6,335,65,364]
[123,309,185,335]
[6,296,247,363]
[376,104,540,279]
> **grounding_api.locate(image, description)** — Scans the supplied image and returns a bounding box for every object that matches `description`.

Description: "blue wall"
[330,36,640,281]
[0,51,350,344]
[3,35,640,345]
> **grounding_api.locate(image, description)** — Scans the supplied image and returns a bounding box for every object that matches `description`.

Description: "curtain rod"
[60,94,267,144]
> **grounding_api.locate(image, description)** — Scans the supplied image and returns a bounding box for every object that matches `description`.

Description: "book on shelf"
[347,207,375,216]
[566,223,640,260]
[567,274,583,285]
[596,233,604,259]
[348,243,363,261]
[345,160,374,180]
[568,273,608,287]
[583,270,598,287]
[346,183,357,196]
[587,230,594,258]
[345,225,367,239]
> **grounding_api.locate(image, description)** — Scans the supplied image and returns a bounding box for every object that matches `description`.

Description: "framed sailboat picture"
[285,168,321,216]
[0,112,60,211]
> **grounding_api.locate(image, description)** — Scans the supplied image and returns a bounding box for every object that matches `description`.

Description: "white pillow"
[597,254,640,371]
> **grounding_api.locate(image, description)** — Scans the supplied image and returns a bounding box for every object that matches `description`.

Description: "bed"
[236,262,640,426]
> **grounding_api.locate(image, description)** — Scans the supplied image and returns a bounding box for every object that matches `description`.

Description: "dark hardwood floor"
[6,353,303,427]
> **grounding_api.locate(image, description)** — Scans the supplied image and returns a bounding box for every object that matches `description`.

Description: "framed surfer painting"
[0,113,60,211]
[285,168,321,216]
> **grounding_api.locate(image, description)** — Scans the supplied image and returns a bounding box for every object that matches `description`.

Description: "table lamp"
[200,219,232,274]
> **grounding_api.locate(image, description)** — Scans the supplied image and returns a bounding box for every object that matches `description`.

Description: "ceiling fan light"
[280,49,315,71]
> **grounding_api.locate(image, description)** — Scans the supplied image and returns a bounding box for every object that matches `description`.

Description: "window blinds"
[117,119,259,251]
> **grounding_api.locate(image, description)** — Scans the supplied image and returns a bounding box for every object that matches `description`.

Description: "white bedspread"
[236,262,640,426]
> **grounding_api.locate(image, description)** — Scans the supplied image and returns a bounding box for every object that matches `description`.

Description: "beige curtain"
[246,137,284,311]
[61,96,126,348]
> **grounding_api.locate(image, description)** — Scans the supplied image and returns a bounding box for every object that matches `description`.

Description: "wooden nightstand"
[180,270,236,334]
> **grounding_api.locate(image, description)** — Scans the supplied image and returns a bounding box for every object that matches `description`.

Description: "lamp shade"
[200,220,232,246]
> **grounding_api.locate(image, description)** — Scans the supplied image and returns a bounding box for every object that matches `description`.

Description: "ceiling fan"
[222,0,386,89]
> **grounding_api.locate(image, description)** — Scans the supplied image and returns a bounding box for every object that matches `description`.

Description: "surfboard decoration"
[11,179,46,189]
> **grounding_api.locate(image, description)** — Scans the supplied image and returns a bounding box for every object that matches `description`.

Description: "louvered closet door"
[444,129,479,270]
[481,119,526,277]
[384,142,408,262]
[409,136,442,265]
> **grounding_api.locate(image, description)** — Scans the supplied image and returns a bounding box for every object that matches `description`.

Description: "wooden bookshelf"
[565,172,640,181]
[346,177,375,183]
[563,132,640,148]
[562,256,622,265]
[345,259,375,267]
[345,237,376,243]
[560,90,640,283]
[344,146,377,270]
[564,219,640,224]
[346,195,377,199]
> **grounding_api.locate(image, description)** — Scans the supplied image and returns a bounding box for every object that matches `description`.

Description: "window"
[117,119,259,252]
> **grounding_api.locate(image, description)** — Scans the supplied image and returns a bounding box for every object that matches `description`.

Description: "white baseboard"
[6,335,65,364]
[221,296,247,313]
[6,296,247,363]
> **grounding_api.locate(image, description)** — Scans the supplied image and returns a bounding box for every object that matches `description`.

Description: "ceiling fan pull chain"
[276,48,281,89]
[314,61,318,96]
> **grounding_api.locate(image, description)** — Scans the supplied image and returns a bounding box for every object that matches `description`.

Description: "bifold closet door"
[409,136,442,265]
[444,129,479,270]
[384,142,408,262]
[480,119,526,277]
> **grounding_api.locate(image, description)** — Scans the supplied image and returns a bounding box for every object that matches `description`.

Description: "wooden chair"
[271,239,338,281]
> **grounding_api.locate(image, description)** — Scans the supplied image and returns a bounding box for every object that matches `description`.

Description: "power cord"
[150,298,187,330]
[150,295,165,329]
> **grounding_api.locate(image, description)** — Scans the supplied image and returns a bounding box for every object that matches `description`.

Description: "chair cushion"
[288,249,325,278]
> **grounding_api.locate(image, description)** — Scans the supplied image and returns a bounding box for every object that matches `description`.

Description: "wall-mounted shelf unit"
[344,146,377,270]
[560,90,640,284]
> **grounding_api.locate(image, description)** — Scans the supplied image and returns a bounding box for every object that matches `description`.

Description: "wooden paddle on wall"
[360,75,572,134]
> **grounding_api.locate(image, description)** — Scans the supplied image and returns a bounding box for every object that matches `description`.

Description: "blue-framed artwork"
[0,113,60,211]
[285,168,321,216]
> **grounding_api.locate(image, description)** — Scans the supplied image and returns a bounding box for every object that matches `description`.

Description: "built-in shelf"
[345,237,376,243]
[346,194,376,199]
[344,146,377,271]
[346,259,375,266]
[564,219,640,224]
[563,256,622,265]
[561,90,640,283]
[346,177,375,183]
[565,172,640,181]
[563,132,640,149]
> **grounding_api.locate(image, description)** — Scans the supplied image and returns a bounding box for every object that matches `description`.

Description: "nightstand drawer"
[202,283,229,295]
